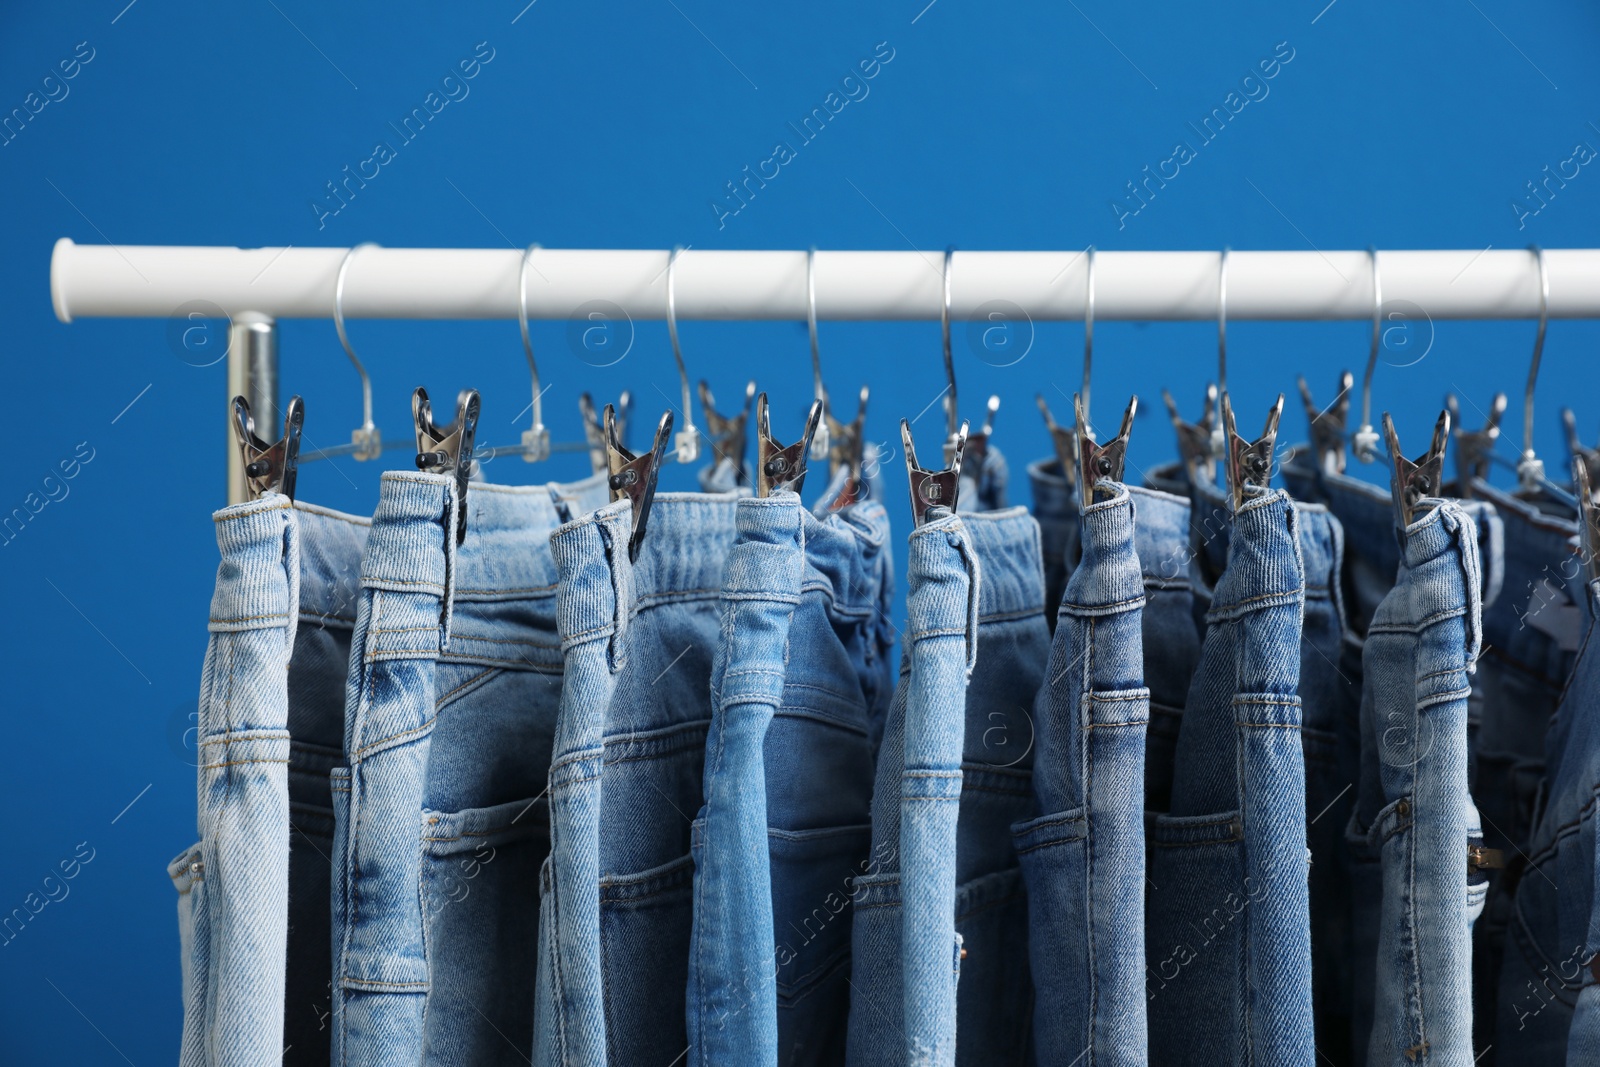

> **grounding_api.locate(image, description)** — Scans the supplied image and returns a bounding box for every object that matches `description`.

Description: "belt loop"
[281,503,302,666]
[953,526,982,675]
[602,509,633,672]
[439,480,461,649]
[1452,505,1485,669]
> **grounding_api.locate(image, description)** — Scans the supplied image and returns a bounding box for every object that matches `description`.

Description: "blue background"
[3,1,1598,1060]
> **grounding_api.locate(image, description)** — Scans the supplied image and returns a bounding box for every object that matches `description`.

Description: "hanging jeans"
[1013,481,1150,1066]
[1027,456,1081,622]
[537,492,741,1067]
[1347,500,1487,1067]
[174,495,367,1067]
[686,493,895,1067]
[1146,488,1314,1067]
[847,507,1048,1067]
[1494,574,1600,1060]
[333,474,570,1067]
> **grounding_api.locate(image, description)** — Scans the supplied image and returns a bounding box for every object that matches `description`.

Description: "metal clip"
[1036,394,1078,487]
[947,394,997,478]
[580,391,631,476]
[825,384,870,508]
[1221,391,1283,511]
[755,393,823,497]
[1384,409,1451,537]
[1562,409,1600,499]
[1162,384,1219,487]
[1296,371,1352,475]
[1574,457,1600,583]
[606,405,674,563]
[1076,393,1136,507]
[1445,393,1506,497]
[232,394,304,503]
[699,379,755,487]
[904,418,968,526]
[413,387,480,545]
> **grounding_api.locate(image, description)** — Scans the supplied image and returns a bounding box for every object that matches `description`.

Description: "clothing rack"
[49,239,1600,502]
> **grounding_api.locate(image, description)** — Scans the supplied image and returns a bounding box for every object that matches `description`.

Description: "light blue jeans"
[1147,488,1314,1067]
[175,494,368,1067]
[333,473,571,1067]
[1013,481,1150,1066]
[1348,500,1487,1067]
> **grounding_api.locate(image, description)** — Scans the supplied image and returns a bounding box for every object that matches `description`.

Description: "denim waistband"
[955,506,1046,621]
[1064,482,1144,612]
[210,493,300,655]
[1128,483,1190,585]
[549,469,612,522]
[453,481,564,599]
[1144,459,1191,499]
[627,491,741,604]
[292,501,369,630]
[551,498,633,664]
[1468,479,1581,655]
[1026,457,1076,523]
[800,499,893,621]
[1205,488,1304,626]
[1370,501,1484,663]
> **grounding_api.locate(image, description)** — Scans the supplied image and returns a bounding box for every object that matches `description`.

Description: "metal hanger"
[1162,384,1218,487]
[1444,392,1506,496]
[335,243,383,461]
[1516,244,1551,494]
[1573,457,1600,582]
[1075,392,1136,509]
[516,243,551,463]
[665,247,701,464]
[903,418,969,526]
[232,394,305,503]
[580,390,631,476]
[1212,247,1231,460]
[938,247,1000,478]
[1296,370,1352,475]
[605,404,675,562]
[1562,408,1600,496]
[820,384,870,508]
[806,247,832,461]
[698,379,755,486]
[755,393,823,497]
[413,387,481,545]
[1383,409,1450,538]
[1220,390,1284,511]
[1035,245,1098,487]
[1353,247,1383,463]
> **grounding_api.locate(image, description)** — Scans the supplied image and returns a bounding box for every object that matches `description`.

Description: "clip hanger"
[700,379,756,486]
[414,387,480,545]
[949,394,999,480]
[1573,457,1600,583]
[232,394,305,503]
[1562,409,1600,499]
[1220,391,1284,510]
[1444,392,1506,497]
[755,393,823,497]
[1037,394,1078,488]
[1296,371,1352,475]
[1162,385,1219,487]
[1075,393,1136,507]
[605,405,674,563]
[1383,409,1451,537]
[580,391,631,476]
[904,418,968,526]
[824,384,870,508]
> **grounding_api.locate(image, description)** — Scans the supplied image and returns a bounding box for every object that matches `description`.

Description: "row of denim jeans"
[176,433,1600,1066]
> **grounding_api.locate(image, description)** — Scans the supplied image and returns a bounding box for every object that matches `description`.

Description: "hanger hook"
[334,243,382,460]
[666,246,700,463]
[1353,247,1382,463]
[807,247,831,459]
[517,243,551,462]
[1217,246,1229,398]
[1518,244,1550,489]
[1082,246,1096,427]
[942,246,958,440]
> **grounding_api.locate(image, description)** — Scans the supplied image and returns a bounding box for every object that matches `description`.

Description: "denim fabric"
[550,469,614,522]
[333,473,568,1067]
[536,499,633,1067]
[688,495,805,1067]
[1494,569,1597,1062]
[1347,500,1486,1067]
[1147,488,1313,1067]
[1132,485,1203,816]
[176,495,366,1066]
[958,443,1010,514]
[1014,481,1150,1066]
[1027,456,1081,622]
[846,507,1048,1067]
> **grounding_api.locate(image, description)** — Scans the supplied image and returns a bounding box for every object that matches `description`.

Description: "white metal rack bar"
[50,240,1600,322]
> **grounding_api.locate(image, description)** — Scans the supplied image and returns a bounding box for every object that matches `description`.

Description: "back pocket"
[600,853,695,1065]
